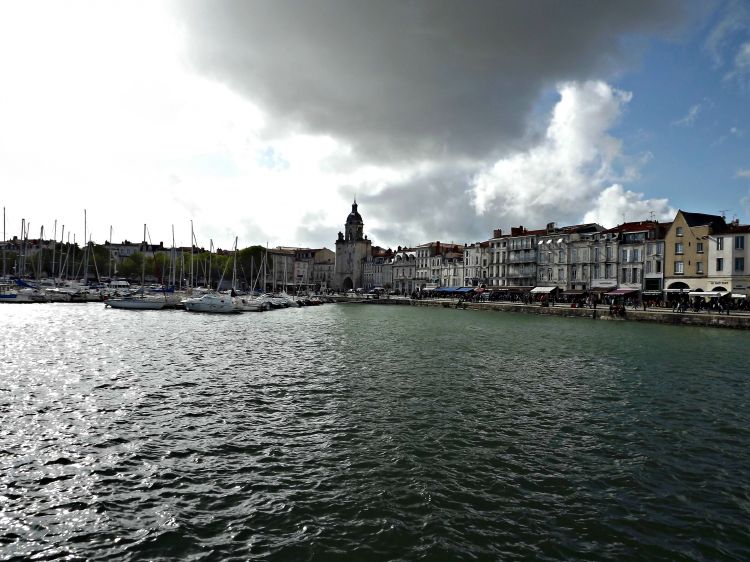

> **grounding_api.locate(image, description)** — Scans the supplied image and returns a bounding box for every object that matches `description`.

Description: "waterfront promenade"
[333,294,750,329]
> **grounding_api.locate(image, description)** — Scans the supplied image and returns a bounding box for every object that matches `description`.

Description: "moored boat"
[182,292,238,313]
[105,296,165,310]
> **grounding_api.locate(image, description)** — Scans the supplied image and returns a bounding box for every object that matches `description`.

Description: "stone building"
[334,201,372,291]
[391,249,416,294]
[663,211,726,293]
[463,241,489,287]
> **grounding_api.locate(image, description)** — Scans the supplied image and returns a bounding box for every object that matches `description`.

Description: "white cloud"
[736,168,750,178]
[672,104,701,127]
[583,185,675,226]
[471,81,669,229]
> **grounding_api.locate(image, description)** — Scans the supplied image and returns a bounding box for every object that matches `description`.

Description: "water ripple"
[1,304,749,560]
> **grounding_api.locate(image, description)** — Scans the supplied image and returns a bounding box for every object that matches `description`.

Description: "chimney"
[493,228,502,238]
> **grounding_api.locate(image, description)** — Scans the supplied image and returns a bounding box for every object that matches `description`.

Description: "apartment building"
[463,241,489,287]
[663,211,727,292]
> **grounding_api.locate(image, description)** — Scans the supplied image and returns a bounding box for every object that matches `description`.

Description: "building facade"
[334,201,372,291]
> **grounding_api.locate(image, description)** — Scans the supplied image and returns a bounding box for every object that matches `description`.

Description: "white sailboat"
[182,236,238,313]
[106,224,165,311]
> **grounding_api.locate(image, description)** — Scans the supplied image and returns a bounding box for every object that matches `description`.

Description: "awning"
[435,287,459,293]
[642,290,663,296]
[589,287,613,293]
[556,238,563,244]
[455,287,474,293]
[688,291,725,297]
[530,286,557,294]
[731,293,747,298]
[605,288,639,296]
[537,240,544,245]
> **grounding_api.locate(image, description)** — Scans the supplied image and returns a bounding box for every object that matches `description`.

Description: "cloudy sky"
[1,1,749,251]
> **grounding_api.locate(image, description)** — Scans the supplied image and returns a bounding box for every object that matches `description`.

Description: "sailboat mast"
[108,225,113,279]
[37,226,44,281]
[82,209,89,284]
[59,225,65,278]
[189,220,194,289]
[232,237,238,291]
[171,225,176,288]
[208,239,213,290]
[141,224,146,290]
[1,207,5,279]
[21,219,27,278]
[51,220,57,283]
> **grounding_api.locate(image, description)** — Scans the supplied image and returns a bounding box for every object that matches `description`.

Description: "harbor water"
[1,303,749,560]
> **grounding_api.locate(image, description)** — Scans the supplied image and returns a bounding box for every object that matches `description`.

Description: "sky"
[1,0,749,251]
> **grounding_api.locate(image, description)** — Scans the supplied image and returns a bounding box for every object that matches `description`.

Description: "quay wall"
[333,296,750,330]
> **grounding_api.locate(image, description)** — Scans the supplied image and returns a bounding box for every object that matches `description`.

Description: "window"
[675,242,684,255]
[605,246,612,260]
[572,266,577,280]
[558,268,564,280]
[717,237,724,251]
[605,264,613,278]
[736,236,745,250]
[646,261,652,274]
[655,261,662,274]
[622,268,628,283]
[717,258,724,272]
[676,226,684,236]
[594,247,600,262]
[736,257,745,272]
[696,242,703,254]
[696,261,703,274]
[621,249,628,262]
[594,264,600,279]
[674,261,684,274]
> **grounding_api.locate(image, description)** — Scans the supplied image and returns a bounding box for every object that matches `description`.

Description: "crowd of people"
[415,287,750,315]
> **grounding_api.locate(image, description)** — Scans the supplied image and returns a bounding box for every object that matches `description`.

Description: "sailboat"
[105,224,165,310]
[182,236,239,313]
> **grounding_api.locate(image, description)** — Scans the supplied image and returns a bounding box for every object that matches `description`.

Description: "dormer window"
[676,226,684,237]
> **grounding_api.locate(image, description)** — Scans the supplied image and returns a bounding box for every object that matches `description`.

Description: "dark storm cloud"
[174,0,688,162]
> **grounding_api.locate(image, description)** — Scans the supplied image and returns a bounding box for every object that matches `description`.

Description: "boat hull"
[106,298,165,310]
[182,294,238,313]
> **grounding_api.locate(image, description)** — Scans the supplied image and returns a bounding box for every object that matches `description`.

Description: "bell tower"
[345,200,364,241]
[334,200,372,291]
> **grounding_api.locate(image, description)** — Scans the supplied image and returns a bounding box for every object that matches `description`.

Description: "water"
[1,303,749,560]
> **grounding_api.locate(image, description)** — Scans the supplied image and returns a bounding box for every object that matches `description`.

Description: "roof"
[610,220,659,234]
[716,223,750,234]
[346,202,363,224]
[680,210,726,228]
